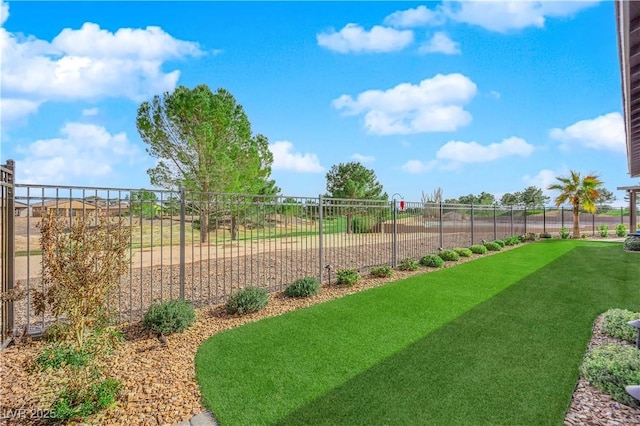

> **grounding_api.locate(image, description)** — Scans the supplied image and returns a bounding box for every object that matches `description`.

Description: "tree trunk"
[230,214,238,241]
[573,205,580,239]
[346,213,352,234]
[199,209,209,243]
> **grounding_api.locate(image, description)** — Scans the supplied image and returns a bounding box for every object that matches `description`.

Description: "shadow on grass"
[273,244,640,426]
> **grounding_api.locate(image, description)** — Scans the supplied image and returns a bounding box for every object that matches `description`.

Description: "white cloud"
[0,98,42,123]
[523,168,565,197]
[332,73,477,135]
[17,122,141,184]
[269,141,324,173]
[418,32,460,55]
[0,0,8,26]
[444,1,598,33]
[82,107,99,116]
[488,90,501,99]
[549,112,625,154]
[1,15,204,123]
[317,23,413,53]
[401,159,437,174]
[383,5,444,28]
[351,153,375,163]
[436,136,534,163]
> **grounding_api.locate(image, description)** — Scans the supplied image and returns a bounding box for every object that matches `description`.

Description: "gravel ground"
[2,241,638,425]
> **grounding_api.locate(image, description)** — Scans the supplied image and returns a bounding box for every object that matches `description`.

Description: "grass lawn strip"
[195,240,618,425]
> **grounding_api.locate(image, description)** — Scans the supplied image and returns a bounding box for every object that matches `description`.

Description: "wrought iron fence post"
[439,202,444,250]
[493,205,497,240]
[179,186,186,300]
[1,160,16,345]
[561,207,565,229]
[592,213,595,235]
[543,206,546,233]
[510,205,514,236]
[392,199,398,268]
[318,194,323,282]
[524,206,527,235]
[621,206,624,225]
[470,204,474,245]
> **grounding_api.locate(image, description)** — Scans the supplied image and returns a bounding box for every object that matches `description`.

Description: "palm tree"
[548,171,603,239]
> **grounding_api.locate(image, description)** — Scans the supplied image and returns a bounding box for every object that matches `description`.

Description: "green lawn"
[195,240,640,425]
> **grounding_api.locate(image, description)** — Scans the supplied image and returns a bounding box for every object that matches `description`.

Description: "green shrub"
[438,249,460,262]
[370,266,393,278]
[624,237,640,252]
[336,269,360,286]
[503,236,520,246]
[484,241,502,251]
[559,227,570,239]
[350,216,371,234]
[580,343,640,407]
[453,247,473,258]
[599,309,640,343]
[284,277,321,298]
[540,232,552,239]
[420,254,445,268]
[493,239,505,248]
[50,378,120,421]
[469,244,488,254]
[397,258,419,271]
[226,287,269,314]
[43,321,70,343]
[616,224,628,237]
[597,224,609,238]
[33,344,91,371]
[143,299,196,334]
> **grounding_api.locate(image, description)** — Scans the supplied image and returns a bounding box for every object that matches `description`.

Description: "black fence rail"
[6,182,639,336]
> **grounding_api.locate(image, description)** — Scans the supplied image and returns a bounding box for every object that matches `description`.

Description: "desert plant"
[226,287,269,314]
[580,343,640,407]
[33,344,92,372]
[420,254,445,268]
[453,247,473,258]
[597,224,609,238]
[370,266,393,278]
[397,258,419,271]
[469,244,488,254]
[50,377,120,421]
[616,224,628,237]
[559,227,570,239]
[336,269,361,286]
[484,241,502,251]
[503,236,520,246]
[599,309,640,343]
[493,239,505,248]
[438,249,460,262]
[284,277,321,297]
[624,237,640,252]
[143,299,196,335]
[540,232,552,239]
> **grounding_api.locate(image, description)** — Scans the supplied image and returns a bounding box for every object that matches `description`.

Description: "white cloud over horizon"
[351,153,375,163]
[16,122,142,184]
[549,112,625,154]
[418,32,460,55]
[0,2,204,125]
[383,5,445,28]
[401,159,438,174]
[332,73,477,135]
[436,136,534,163]
[316,23,413,53]
[269,141,324,173]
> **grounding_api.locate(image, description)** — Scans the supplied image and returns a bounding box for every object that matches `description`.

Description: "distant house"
[14,201,30,217]
[31,199,101,217]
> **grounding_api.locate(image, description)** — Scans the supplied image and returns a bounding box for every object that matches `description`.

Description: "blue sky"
[0,1,632,204]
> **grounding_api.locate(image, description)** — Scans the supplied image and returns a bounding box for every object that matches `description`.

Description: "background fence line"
[4,182,639,337]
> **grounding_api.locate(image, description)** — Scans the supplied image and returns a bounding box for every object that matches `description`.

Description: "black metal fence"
[1,161,15,347]
[6,182,639,336]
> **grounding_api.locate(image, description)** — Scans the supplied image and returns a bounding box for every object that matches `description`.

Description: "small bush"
[284,277,321,298]
[540,232,552,239]
[580,343,640,407]
[370,266,393,278]
[524,233,539,241]
[493,239,506,248]
[226,287,269,314]
[438,249,460,262]
[454,247,473,258]
[559,227,570,239]
[397,258,419,271]
[336,269,360,286]
[43,321,70,343]
[143,299,196,334]
[503,236,520,246]
[420,254,444,268]
[616,224,628,237]
[599,309,640,343]
[50,378,120,421]
[350,216,371,234]
[624,237,640,252]
[597,224,609,238]
[33,344,91,371]
[484,241,502,251]
[469,244,488,254]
